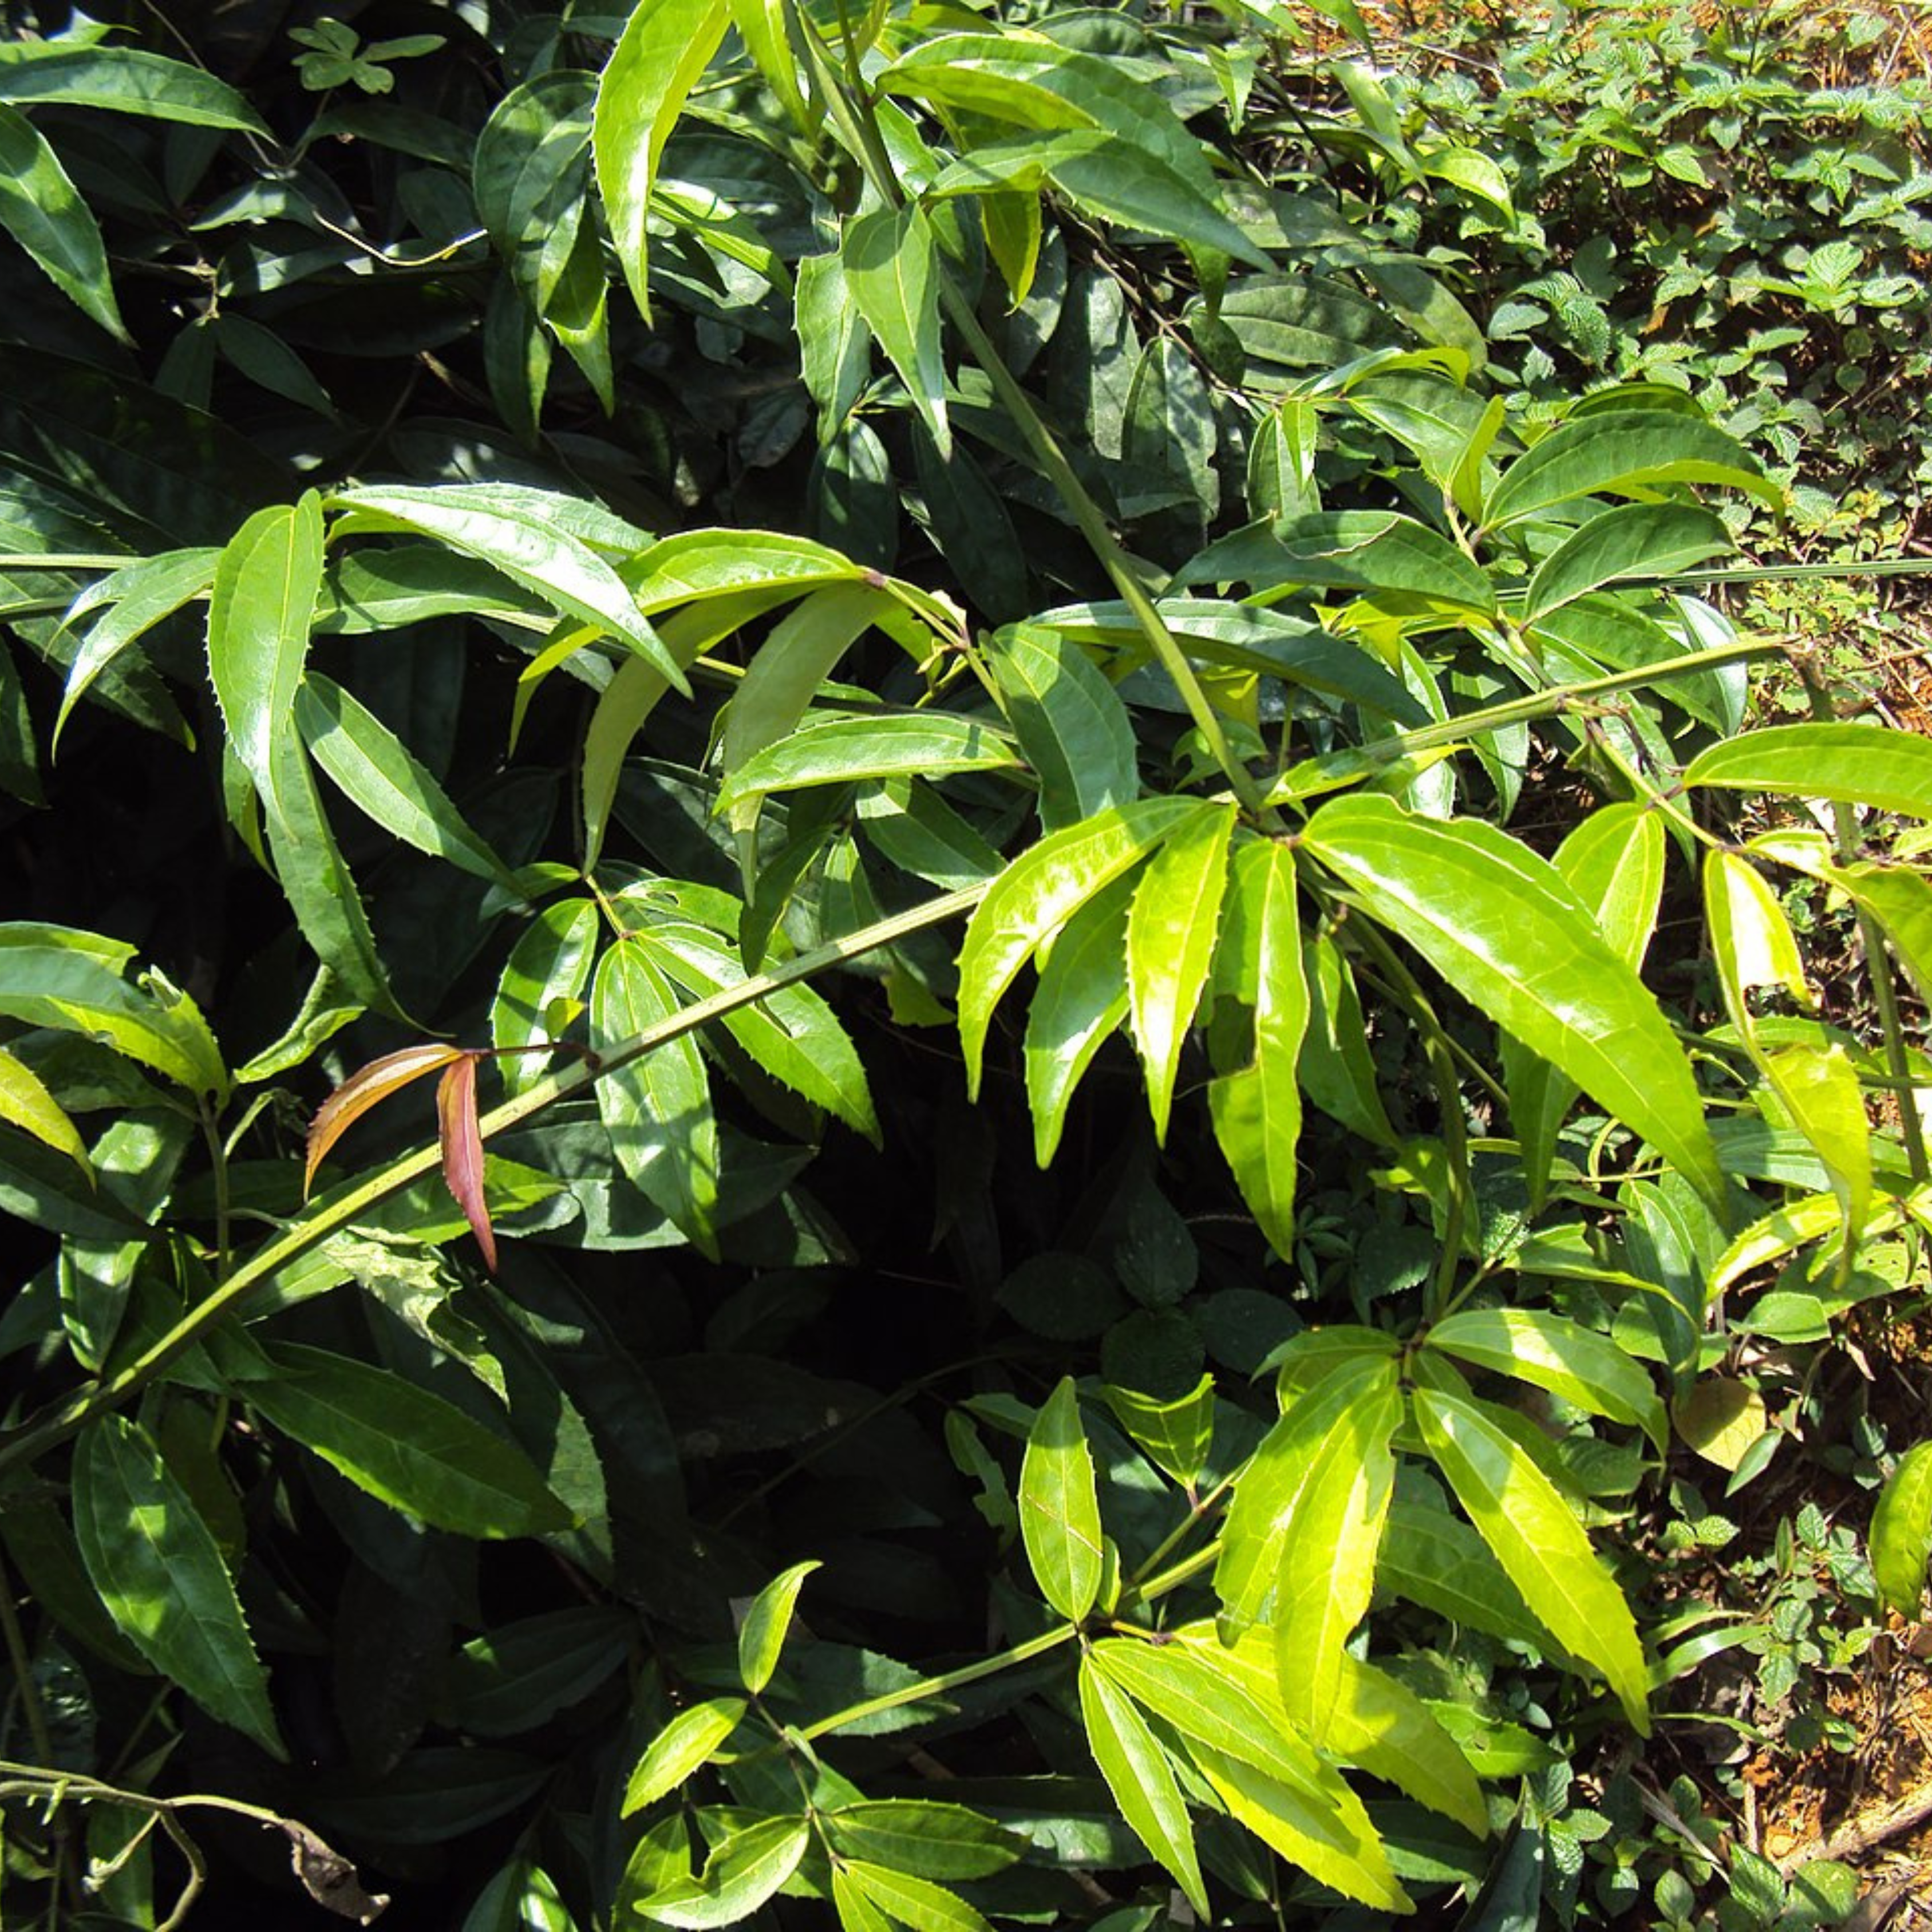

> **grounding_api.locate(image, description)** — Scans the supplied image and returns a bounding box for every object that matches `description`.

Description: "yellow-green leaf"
[1018,1376,1104,1623]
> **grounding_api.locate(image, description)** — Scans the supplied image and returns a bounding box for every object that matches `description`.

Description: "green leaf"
[328,484,683,692]
[957,797,1200,1099]
[1428,1309,1667,1451]
[261,734,408,1022]
[592,0,730,322]
[1325,1655,1488,1838]
[1273,1370,1400,1742]
[492,898,599,1097]
[1377,1496,1552,1647]
[1188,1740,1411,1913]
[1705,848,1870,1246]
[1522,504,1733,622]
[840,1864,993,1932]
[834,1866,898,1932]
[1413,1380,1650,1732]
[591,939,718,1253]
[1483,409,1780,527]
[1208,840,1310,1254]
[0,43,266,131]
[990,626,1138,833]
[1127,801,1235,1142]
[1089,1638,1333,1805]
[1018,1376,1105,1623]
[0,1045,90,1178]
[1303,795,1726,1218]
[296,674,516,887]
[1214,1353,1397,1633]
[823,1802,1022,1882]
[1180,510,1495,615]
[1298,928,1397,1145]
[624,1697,748,1815]
[0,926,227,1099]
[1077,1651,1207,1918]
[638,920,878,1144]
[1684,722,1932,820]
[73,1414,283,1759]
[1103,1374,1214,1488]
[1502,801,1665,1208]
[444,1606,634,1735]
[56,547,218,747]
[246,1342,574,1539]
[720,582,891,839]
[737,1559,819,1694]
[1023,872,1132,1167]
[1871,1441,1932,1618]
[0,104,126,340]
[637,1815,809,1929]
[841,205,949,455]
[207,493,324,827]
[718,713,1022,816]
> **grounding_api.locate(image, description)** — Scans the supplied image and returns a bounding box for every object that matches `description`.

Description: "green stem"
[0,1559,54,1770]
[793,1622,1078,1743]
[1136,1538,1222,1602]
[0,884,989,1481]
[0,554,131,572]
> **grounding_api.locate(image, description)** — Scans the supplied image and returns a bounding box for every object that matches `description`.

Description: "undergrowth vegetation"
[1,1,1931,1927]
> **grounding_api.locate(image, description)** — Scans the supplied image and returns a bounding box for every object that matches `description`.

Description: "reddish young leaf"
[436,1053,497,1272]
[304,1043,465,1197]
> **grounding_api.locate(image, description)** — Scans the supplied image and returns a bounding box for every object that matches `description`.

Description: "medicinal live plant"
[0,2,1926,1927]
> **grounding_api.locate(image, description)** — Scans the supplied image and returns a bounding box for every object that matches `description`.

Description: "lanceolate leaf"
[1871,1442,1932,1619]
[1272,1370,1400,1743]
[1024,873,1132,1167]
[436,1054,496,1271]
[1188,1741,1411,1914]
[1685,721,1932,821]
[246,1343,572,1539]
[592,0,731,323]
[1018,1376,1104,1623]
[305,1042,465,1194]
[1304,795,1726,1218]
[207,492,324,827]
[1522,503,1733,622]
[637,1815,809,1929]
[56,547,219,747]
[823,1802,1024,1881]
[1413,1379,1650,1733]
[736,1559,819,1694]
[1427,1308,1667,1451]
[840,1863,994,1932]
[720,582,890,837]
[841,205,949,455]
[1127,801,1236,1143]
[591,939,718,1253]
[295,674,517,887]
[624,1697,747,1815]
[1088,1639,1333,1805]
[1483,410,1779,527]
[717,712,1022,816]
[1208,840,1310,1255]
[0,103,127,341]
[1503,801,1665,1208]
[492,898,600,1096]
[1214,1353,1397,1633]
[0,42,266,130]
[73,1414,283,1759]
[638,921,878,1144]
[0,1045,90,1179]
[990,626,1139,834]
[329,485,683,691]
[958,797,1200,1097]
[1077,1652,1207,1918]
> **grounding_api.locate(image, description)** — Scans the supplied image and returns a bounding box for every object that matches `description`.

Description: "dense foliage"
[1,2,1930,1927]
